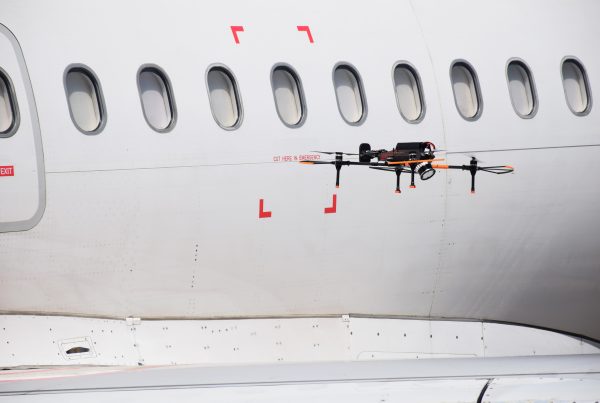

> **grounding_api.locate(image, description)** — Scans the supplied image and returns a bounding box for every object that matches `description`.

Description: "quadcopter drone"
[300,142,514,193]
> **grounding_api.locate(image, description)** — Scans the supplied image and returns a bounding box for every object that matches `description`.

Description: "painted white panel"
[0,75,14,133]
[0,379,489,403]
[486,376,600,402]
[562,60,589,113]
[482,322,590,357]
[507,62,534,116]
[451,64,478,118]
[334,67,363,123]
[139,70,172,130]
[272,68,302,125]
[207,69,239,128]
[2,316,597,367]
[65,70,101,132]
[394,65,422,121]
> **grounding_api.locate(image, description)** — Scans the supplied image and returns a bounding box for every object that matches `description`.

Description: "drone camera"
[417,162,436,180]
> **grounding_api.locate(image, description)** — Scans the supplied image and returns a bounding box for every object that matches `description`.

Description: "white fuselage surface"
[0,0,599,342]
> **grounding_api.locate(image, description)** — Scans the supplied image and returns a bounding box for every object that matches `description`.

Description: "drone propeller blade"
[479,165,514,174]
[387,158,445,165]
[310,150,358,156]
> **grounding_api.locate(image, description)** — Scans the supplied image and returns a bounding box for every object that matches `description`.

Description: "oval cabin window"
[0,70,18,136]
[507,61,537,118]
[271,66,305,127]
[138,66,176,131]
[451,62,481,119]
[393,64,424,122]
[562,59,591,115]
[333,65,366,124]
[65,66,105,134]
[207,66,242,129]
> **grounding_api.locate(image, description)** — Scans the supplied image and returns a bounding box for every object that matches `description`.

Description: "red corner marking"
[259,199,272,219]
[297,25,314,43]
[0,166,14,177]
[324,194,337,214]
[231,26,244,44]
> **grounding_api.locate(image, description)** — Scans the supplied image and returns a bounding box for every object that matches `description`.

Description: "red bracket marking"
[259,199,272,218]
[324,194,337,214]
[0,166,14,177]
[231,26,244,44]
[297,25,314,43]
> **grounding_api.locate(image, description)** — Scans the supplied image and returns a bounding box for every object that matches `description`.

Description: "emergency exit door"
[0,23,45,232]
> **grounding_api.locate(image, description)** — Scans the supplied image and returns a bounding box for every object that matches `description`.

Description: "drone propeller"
[432,158,514,193]
[310,150,359,156]
[387,158,444,166]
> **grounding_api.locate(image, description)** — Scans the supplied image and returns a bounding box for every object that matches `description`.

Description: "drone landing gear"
[409,164,417,189]
[469,158,477,194]
[395,167,402,193]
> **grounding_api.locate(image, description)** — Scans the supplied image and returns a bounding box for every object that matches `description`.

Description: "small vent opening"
[66,346,90,354]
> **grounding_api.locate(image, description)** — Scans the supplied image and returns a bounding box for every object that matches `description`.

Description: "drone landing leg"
[335,163,341,188]
[469,157,477,194]
[409,164,416,189]
[395,168,402,194]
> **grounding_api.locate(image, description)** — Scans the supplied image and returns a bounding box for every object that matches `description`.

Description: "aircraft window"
[0,69,19,137]
[271,65,305,127]
[506,60,537,118]
[138,66,176,132]
[450,61,482,120]
[64,66,106,134]
[562,58,591,115]
[333,64,366,124]
[207,66,242,129]
[393,63,424,123]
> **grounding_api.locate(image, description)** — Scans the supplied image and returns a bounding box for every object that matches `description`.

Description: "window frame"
[205,63,243,131]
[270,63,307,128]
[505,58,538,119]
[0,67,20,138]
[332,62,367,126]
[560,56,592,116]
[449,59,483,121]
[137,64,177,133]
[63,64,107,135]
[392,61,426,124]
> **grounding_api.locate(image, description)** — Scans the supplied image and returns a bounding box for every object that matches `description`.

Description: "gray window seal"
[392,61,425,124]
[270,63,307,128]
[332,62,367,126]
[137,64,177,133]
[450,59,483,121]
[560,56,592,116]
[63,64,107,135]
[0,66,20,138]
[505,58,538,119]
[205,63,243,131]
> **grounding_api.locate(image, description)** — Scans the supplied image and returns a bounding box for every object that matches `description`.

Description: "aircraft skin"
[1,0,600,399]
